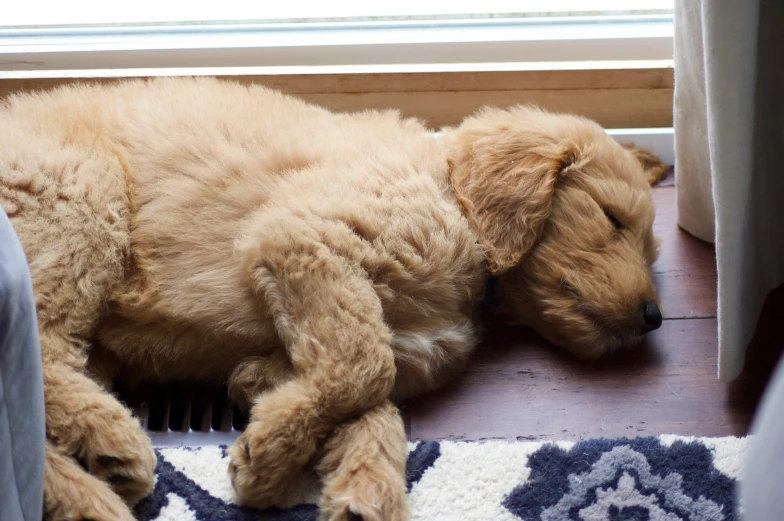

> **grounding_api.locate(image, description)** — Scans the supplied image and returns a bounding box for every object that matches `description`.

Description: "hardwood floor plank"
[651,186,717,319]
[408,318,747,441]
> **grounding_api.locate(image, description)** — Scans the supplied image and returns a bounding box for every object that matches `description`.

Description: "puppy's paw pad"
[320,476,409,521]
[95,455,119,467]
[83,440,156,505]
[106,473,135,486]
[321,506,374,521]
[346,509,364,521]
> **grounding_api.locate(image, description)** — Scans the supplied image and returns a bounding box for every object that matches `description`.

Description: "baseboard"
[607,127,674,166]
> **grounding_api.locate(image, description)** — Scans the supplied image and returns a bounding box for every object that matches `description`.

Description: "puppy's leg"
[43,335,156,506]
[1,135,153,507]
[227,349,295,409]
[318,401,409,521]
[228,218,396,507]
[44,441,136,521]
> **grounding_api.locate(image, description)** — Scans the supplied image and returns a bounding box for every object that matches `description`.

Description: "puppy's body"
[1,77,662,521]
[3,78,482,396]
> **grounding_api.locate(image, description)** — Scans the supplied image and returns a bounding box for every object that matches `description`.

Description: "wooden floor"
[404,175,784,442]
[126,174,784,446]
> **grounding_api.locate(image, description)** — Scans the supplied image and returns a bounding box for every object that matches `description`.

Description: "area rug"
[134,435,747,521]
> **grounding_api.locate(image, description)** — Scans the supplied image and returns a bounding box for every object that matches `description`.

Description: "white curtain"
[674,0,784,381]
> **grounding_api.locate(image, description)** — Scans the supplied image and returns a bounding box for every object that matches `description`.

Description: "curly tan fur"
[622,143,671,185]
[0,77,665,520]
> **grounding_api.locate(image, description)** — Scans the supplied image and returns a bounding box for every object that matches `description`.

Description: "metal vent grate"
[120,384,248,447]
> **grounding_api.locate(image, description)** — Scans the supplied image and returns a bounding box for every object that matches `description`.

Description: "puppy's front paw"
[45,481,136,521]
[80,414,155,506]
[319,434,409,521]
[227,418,317,508]
[83,438,156,507]
[50,398,156,505]
[45,446,138,521]
[319,464,409,521]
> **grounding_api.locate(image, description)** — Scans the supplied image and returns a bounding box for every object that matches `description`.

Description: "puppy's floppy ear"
[621,143,670,186]
[449,120,579,275]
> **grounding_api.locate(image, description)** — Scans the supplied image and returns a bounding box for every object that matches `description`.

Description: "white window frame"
[0,15,672,77]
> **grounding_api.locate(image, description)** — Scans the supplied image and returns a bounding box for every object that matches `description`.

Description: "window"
[5,1,673,26]
[0,1,674,157]
[1,1,673,72]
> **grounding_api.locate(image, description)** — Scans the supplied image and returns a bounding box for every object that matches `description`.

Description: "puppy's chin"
[537,316,648,359]
[497,292,652,358]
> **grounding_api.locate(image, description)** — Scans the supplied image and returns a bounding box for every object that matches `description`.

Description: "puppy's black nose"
[640,301,662,334]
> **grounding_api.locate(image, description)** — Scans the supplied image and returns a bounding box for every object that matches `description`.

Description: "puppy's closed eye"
[604,210,623,230]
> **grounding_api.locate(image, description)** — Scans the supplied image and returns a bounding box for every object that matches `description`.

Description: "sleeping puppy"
[0,77,664,521]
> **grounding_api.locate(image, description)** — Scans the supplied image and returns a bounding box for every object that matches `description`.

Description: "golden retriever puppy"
[0,77,664,521]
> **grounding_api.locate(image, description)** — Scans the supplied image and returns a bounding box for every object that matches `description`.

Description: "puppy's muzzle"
[640,301,663,334]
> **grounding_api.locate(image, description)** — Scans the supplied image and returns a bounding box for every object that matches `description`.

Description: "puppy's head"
[446,106,663,358]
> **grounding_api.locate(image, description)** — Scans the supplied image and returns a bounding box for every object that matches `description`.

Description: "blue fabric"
[0,208,45,521]
[504,437,737,520]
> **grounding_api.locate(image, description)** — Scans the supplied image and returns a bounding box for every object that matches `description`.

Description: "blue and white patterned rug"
[134,435,747,521]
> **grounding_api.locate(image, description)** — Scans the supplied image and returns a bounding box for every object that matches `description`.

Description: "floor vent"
[120,383,248,447]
